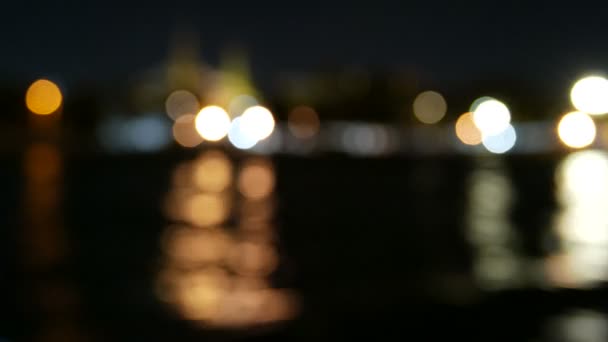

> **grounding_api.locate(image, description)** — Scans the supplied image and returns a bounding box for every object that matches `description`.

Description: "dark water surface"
[3,149,608,341]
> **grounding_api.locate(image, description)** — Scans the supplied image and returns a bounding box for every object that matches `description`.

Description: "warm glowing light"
[570,76,608,115]
[173,114,204,147]
[557,150,608,207]
[193,150,232,192]
[557,111,596,148]
[195,106,231,141]
[228,240,278,277]
[238,159,275,200]
[163,226,232,265]
[25,79,63,115]
[185,193,230,227]
[288,106,320,138]
[165,90,200,120]
[228,117,258,149]
[455,112,482,145]
[240,106,275,141]
[482,124,517,154]
[471,97,511,136]
[413,90,447,124]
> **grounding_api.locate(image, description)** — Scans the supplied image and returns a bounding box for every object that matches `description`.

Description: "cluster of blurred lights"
[158,151,297,327]
[26,72,608,156]
[164,90,276,150]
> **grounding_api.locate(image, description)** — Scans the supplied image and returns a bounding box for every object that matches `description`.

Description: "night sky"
[2,1,608,89]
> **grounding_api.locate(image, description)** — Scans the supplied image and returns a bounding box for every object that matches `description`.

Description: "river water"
[3,146,608,341]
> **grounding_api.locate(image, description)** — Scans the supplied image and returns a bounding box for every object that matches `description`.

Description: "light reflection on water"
[548,150,608,287]
[467,158,523,290]
[157,149,298,328]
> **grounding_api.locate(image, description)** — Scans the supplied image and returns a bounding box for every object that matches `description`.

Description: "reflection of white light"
[195,106,231,141]
[570,76,608,115]
[553,150,608,286]
[228,117,258,150]
[228,95,258,117]
[557,111,596,149]
[472,97,511,136]
[240,106,275,141]
[413,90,447,124]
[557,150,608,206]
[482,125,517,154]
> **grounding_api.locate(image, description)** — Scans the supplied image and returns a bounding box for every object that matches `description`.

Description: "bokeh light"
[25,79,63,115]
[455,112,483,145]
[165,90,200,120]
[172,114,204,148]
[238,159,275,200]
[288,106,321,138]
[240,106,275,141]
[557,111,596,149]
[192,150,232,193]
[471,97,511,136]
[195,106,231,141]
[570,76,608,115]
[482,124,517,154]
[412,90,447,124]
[185,193,230,227]
[228,116,259,149]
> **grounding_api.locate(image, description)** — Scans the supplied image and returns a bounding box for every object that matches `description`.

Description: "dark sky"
[2,1,608,88]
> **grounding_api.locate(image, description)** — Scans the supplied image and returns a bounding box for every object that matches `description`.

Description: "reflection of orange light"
[455,112,482,145]
[24,142,61,182]
[163,226,232,265]
[238,159,275,200]
[173,114,204,148]
[288,106,320,138]
[193,150,233,192]
[185,193,230,227]
[26,79,63,115]
[173,268,230,321]
[228,240,278,276]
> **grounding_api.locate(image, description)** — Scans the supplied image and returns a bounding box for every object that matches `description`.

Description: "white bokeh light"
[240,106,275,141]
[482,124,517,154]
[195,106,231,141]
[472,97,511,136]
[557,111,596,149]
[228,116,258,149]
[570,76,608,115]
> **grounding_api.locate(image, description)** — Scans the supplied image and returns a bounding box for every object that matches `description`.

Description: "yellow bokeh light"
[193,150,233,193]
[172,114,204,148]
[471,97,511,136]
[288,106,320,138]
[570,76,608,115]
[165,89,200,120]
[238,159,275,200]
[240,106,275,141]
[25,79,63,115]
[455,112,482,145]
[412,90,447,124]
[185,193,230,227]
[557,111,596,149]
[195,106,231,141]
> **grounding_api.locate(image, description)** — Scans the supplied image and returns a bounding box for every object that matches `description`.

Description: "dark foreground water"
[2,147,608,341]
